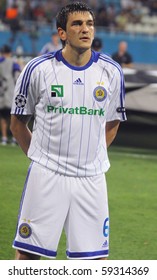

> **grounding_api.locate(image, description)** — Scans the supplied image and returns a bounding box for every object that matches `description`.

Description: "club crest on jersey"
[19,223,32,239]
[93,86,107,102]
[51,85,64,97]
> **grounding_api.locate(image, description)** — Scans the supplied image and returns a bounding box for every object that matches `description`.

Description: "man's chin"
[77,45,91,53]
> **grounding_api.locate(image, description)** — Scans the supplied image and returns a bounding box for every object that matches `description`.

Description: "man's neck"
[62,46,92,67]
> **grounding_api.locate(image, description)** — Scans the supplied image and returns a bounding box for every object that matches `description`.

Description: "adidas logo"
[73,78,84,85]
[102,240,108,248]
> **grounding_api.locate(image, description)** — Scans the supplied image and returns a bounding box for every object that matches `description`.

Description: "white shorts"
[13,161,109,259]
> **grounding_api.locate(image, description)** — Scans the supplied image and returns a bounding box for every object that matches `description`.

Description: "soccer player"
[39,32,62,55]
[0,45,21,145]
[112,41,133,68]
[10,2,126,260]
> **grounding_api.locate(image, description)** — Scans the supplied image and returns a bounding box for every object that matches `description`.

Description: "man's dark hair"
[92,38,102,51]
[1,44,12,54]
[56,1,95,31]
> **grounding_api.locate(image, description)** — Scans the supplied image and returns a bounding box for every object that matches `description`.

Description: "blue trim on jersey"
[15,107,25,115]
[13,241,57,257]
[66,249,109,258]
[13,62,21,72]
[15,107,20,114]
[19,53,56,98]
[55,50,99,71]
[64,71,74,174]
[14,53,56,114]
[76,71,86,176]
[92,50,101,62]
[84,100,94,176]
[19,162,33,216]
[0,57,5,63]
[99,54,126,120]
[14,162,33,239]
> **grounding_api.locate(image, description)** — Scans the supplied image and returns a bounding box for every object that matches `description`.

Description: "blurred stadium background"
[0,0,157,149]
[1,0,157,62]
[0,0,157,260]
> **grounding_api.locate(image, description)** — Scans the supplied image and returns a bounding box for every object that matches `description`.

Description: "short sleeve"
[11,60,39,115]
[106,66,127,122]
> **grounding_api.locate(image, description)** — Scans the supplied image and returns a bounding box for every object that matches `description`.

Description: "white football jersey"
[11,50,126,176]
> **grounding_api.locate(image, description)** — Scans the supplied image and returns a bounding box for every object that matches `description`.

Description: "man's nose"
[82,23,89,32]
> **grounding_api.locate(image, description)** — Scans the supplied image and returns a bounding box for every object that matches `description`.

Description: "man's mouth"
[80,37,90,41]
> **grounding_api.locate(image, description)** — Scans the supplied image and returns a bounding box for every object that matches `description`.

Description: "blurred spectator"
[106,3,117,30]
[0,45,21,145]
[120,0,135,10]
[0,0,156,36]
[112,41,133,68]
[92,37,102,52]
[32,4,45,22]
[0,0,6,18]
[95,6,110,28]
[115,10,130,31]
[149,0,157,15]
[5,2,22,44]
[39,32,62,55]
[5,3,18,20]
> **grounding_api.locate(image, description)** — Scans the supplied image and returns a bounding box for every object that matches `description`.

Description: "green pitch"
[0,145,157,260]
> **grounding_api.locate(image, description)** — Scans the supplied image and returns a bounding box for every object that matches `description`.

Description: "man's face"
[64,11,95,51]
[119,42,127,53]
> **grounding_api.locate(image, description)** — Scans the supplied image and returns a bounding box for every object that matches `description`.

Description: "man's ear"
[58,28,67,41]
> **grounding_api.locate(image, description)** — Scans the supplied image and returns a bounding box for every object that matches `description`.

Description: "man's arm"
[106,120,120,148]
[10,115,32,155]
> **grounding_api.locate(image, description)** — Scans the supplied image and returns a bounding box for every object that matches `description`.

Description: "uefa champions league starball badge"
[15,94,27,108]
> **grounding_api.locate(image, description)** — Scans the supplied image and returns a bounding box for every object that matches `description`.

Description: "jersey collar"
[55,49,99,71]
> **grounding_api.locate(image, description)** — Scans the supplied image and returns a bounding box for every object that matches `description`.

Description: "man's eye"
[72,21,82,26]
[88,22,94,26]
